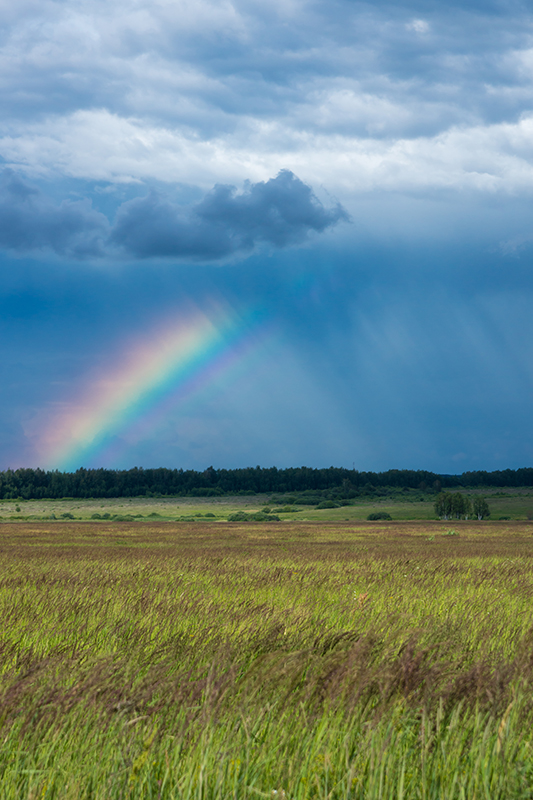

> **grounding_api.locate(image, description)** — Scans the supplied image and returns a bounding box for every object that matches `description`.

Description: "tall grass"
[1,520,533,798]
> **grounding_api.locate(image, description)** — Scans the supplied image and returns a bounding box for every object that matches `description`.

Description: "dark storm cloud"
[111,170,349,259]
[0,170,109,258]
[0,169,348,261]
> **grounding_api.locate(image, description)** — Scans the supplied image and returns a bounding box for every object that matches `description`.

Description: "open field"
[2,486,533,522]
[2,520,533,798]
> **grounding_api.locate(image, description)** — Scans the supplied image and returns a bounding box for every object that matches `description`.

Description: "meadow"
[1,519,533,798]
[1,485,533,522]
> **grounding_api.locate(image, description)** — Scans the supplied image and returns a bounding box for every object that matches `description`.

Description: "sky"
[1,0,533,474]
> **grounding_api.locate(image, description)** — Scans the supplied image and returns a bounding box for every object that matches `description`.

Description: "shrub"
[227,511,249,522]
[227,511,280,522]
[367,512,392,520]
[317,501,339,509]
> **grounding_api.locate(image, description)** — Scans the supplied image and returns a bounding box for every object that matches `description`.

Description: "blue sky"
[1,0,533,473]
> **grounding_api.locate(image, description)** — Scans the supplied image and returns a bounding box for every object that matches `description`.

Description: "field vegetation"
[1,486,533,522]
[1,519,533,797]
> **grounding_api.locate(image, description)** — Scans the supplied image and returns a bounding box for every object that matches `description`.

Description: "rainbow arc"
[41,304,264,471]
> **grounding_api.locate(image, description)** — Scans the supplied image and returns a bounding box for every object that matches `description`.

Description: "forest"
[0,465,532,499]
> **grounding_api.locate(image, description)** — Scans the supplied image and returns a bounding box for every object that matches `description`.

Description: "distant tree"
[435,491,472,520]
[473,497,490,520]
[451,492,472,519]
[451,492,465,519]
[434,492,453,519]
[342,478,355,497]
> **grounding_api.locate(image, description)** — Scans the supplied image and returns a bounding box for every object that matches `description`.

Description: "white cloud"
[406,19,430,34]
[0,0,531,132]
[3,109,533,198]
[1,0,533,209]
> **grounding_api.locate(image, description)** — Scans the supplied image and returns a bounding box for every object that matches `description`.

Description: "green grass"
[1,486,533,523]
[1,520,533,797]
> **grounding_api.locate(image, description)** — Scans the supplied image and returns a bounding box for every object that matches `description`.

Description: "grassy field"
[1,519,533,798]
[1,486,533,522]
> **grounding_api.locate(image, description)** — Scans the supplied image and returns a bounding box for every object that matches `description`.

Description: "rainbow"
[39,303,267,471]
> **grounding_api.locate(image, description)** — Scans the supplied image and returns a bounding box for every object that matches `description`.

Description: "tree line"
[0,465,530,500]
